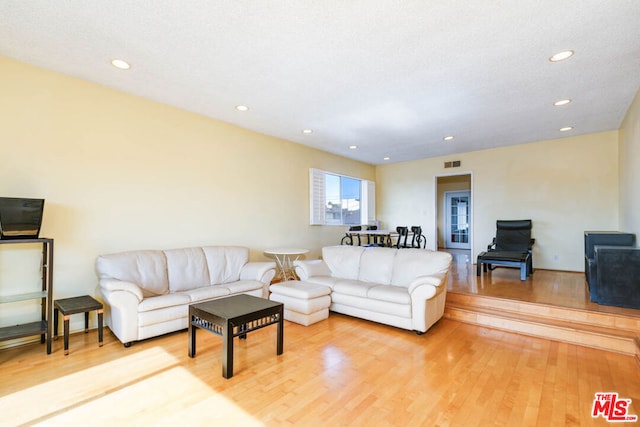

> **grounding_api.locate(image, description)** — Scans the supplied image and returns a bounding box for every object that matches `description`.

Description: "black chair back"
[396,226,409,248]
[410,226,425,248]
[494,220,532,252]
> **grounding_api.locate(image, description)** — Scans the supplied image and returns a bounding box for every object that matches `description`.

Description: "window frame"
[309,168,375,226]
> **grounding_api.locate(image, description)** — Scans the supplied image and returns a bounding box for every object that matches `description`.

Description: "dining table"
[345,229,408,247]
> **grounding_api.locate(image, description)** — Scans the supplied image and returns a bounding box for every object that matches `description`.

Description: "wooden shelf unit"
[0,238,54,354]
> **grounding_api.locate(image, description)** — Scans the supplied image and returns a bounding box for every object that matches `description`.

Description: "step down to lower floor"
[444,293,640,365]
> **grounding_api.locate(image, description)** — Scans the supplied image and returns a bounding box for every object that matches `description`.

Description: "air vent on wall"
[444,160,461,168]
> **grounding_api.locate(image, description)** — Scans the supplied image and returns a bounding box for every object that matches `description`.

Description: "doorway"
[444,191,471,249]
[435,174,472,251]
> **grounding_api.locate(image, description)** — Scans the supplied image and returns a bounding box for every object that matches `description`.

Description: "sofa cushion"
[392,249,452,287]
[223,280,264,294]
[96,250,168,297]
[333,279,377,297]
[165,247,210,293]
[139,305,189,327]
[322,245,365,280]
[203,246,248,284]
[367,285,411,304]
[358,247,396,285]
[331,293,411,318]
[138,293,191,313]
[182,285,230,303]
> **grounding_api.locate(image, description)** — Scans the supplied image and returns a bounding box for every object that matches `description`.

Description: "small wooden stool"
[54,295,103,355]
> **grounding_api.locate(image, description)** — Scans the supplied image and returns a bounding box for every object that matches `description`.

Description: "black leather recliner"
[477,220,535,281]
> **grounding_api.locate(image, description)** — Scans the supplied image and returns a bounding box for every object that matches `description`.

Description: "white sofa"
[96,246,276,346]
[294,245,453,333]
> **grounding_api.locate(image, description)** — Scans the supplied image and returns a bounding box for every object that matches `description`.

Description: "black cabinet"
[584,231,634,289]
[0,238,54,354]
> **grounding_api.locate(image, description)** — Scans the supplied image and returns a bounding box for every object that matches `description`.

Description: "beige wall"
[619,85,640,238]
[0,57,374,335]
[377,131,619,271]
[1,54,632,339]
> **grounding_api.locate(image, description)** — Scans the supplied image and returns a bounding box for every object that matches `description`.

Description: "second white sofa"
[294,245,453,333]
[96,246,276,346]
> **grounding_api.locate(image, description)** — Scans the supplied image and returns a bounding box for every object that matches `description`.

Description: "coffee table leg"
[63,315,70,356]
[98,309,104,347]
[277,309,284,355]
[188,318,196,358]
[222,319,234,379]
[53,308,59,340]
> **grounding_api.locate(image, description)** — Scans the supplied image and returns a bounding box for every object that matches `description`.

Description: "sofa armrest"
[99,284,141,345]
[100,278,144,302]
[294,260,331,281]
[240,261,277,284]
[407,272,447,294]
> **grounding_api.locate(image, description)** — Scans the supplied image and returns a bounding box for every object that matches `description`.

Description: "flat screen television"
[0,197,45,240]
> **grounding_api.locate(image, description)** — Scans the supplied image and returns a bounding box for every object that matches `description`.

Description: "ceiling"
[2,1,640,165]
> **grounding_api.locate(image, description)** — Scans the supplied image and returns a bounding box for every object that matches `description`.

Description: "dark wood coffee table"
[188,294,284,379]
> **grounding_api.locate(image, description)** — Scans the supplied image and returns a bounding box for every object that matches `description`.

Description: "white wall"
[619,85,640,239]
[0,57,374,338]
[377,131,619,271]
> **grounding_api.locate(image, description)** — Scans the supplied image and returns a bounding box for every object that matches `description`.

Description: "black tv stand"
[0,238,54,354]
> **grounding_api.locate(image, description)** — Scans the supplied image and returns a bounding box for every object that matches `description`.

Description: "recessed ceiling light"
[235,105,249,112]
[302,129,313,134]
[559,126,574,132]
[383,157,390,161]
[554,99,572,106]
[348,145,357,150]
[111,59,131,70]
[443,136,454,141]
[549,50,574,62]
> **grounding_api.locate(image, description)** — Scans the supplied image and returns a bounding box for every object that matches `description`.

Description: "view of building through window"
[309,168,374,226]
[325,173,361,225]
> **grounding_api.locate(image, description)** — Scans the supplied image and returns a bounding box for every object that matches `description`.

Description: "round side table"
[264,248,309,282]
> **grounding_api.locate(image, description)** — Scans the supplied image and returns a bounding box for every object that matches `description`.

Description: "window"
[309,168,375,225]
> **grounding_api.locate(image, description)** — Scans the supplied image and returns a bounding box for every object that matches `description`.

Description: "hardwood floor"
[445,249,640,317]
[445,249,640,358]
[1,255,639,426]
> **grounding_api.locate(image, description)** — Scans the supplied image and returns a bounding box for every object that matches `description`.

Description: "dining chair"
[395,226,410,248]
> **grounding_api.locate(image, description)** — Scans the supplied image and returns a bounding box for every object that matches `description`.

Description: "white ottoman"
[269,280,331,326]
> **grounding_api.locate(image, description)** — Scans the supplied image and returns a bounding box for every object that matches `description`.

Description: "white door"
[445,191,471,249]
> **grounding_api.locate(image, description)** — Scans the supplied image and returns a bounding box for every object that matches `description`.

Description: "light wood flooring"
[1,254,639,426]
[445,249,640,317]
